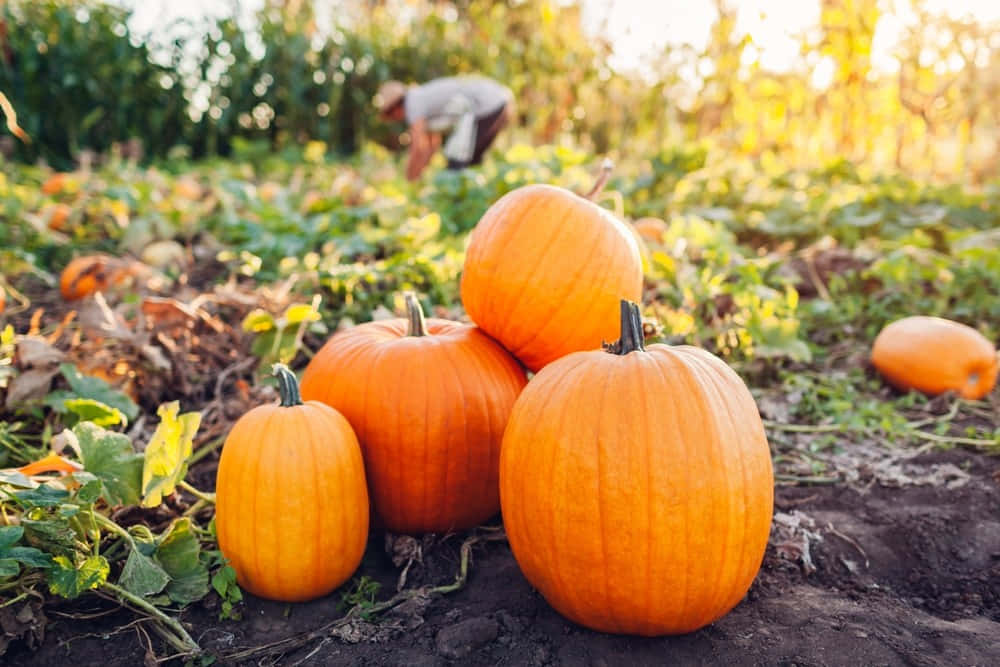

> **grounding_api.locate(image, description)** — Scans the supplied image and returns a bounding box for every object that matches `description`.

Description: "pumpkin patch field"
[0,142,998,666]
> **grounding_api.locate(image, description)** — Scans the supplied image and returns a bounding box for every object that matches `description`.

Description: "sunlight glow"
[582,0,1000,84]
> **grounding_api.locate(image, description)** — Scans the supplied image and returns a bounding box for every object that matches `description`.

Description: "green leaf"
[64,398,125,427]
[141,402,201,508]
[5,546,54,569]
[155,519,209,604]
[12,486,71,508]
[48,554,109,599]
[74,475,103,505]
[75,422,143,507]
[119,548,170,598]
[0,470,38,488]
[52,364,139,422]
[0,559,19,577]
[0,525,23,550]
[21,518,79,559]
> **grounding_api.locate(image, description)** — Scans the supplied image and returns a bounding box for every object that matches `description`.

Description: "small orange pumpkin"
[871,316,997,400]
[632,216,668,242]
[0,284,5,315]
[460,164,643,372]
[44,203,72,231]
[59,254,142,301]
[41,172,69,195]
[500,300,774,636]
[300,294,527,534]
[215,364,369,602]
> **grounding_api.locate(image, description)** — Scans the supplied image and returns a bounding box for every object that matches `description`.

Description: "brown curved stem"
[272,363,303,406]
[584,157,614,201]
[603,300,645,355]
[404,293,427,337]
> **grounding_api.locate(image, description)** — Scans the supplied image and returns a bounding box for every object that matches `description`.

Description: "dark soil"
[7,448,1000,667]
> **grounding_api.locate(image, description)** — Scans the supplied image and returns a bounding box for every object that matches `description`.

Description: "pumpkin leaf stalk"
[404,292,428,337]
[604,299,645,355]
[272,363,303,407]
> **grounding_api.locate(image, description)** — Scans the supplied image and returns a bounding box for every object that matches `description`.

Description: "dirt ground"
[6,446,999,667]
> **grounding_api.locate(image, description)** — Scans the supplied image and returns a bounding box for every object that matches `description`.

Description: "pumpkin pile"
[213,166,776,633]
[207,166,774,629]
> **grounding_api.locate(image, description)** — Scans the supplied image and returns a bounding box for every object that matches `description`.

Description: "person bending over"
[375,76,513,180]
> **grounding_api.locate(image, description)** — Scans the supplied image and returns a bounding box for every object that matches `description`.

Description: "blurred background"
[1,0,998,180]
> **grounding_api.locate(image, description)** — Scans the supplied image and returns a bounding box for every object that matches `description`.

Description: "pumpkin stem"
[404,292,428,337]
[272,363,303,407]
[603,299,646,355]
[584,157,614,201]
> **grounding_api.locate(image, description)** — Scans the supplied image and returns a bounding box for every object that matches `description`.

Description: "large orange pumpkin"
[460,169,643,372]
[500,300,774,636]
[871,316,997,400]
[300,294,527,534]
[215,364,369,602]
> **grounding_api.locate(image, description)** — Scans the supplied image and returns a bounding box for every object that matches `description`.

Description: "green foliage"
[340,575,382,620]
[0,0,193,167]
[74,421,143,507]
[45,364,140,425]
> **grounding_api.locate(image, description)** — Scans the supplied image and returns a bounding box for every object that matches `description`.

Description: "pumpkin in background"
[632,216,668,242]
[460,161,643,372]
[0,284,5,315]
[44,203,72,231]
[41,172,69,195]
[500,300,774,636]
[215,364,368,602]
[59,254,144,301]
[300,294,527,534]
[871,316,997,400]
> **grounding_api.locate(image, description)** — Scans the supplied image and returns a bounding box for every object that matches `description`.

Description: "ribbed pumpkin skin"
[500,345,774,636]
[215,401,369,602]
[461,184,643,372]
[300,318,527,534]
[871,316,997,400]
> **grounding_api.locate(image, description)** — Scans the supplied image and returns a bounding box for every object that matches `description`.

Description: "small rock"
[435,616,499,659]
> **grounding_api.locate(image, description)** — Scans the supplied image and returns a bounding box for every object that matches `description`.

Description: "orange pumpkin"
[500,300,774,636]
[41,172,69,195]
[632,216,668,242]
[215,364,369,602]
[300,294,527,534]
[0,284,5,314]
[44,203,72,231]
[871,316,997,400]
[59,254,141,301]
[460,168,643,372]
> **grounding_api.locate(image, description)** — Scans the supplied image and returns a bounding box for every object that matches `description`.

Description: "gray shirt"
[404,76,512,133]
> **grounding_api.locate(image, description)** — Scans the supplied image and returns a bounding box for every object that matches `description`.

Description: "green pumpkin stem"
[272,363,303,407]
[404,292,428,337]
[603,299,646,355]
[584,157,614,201]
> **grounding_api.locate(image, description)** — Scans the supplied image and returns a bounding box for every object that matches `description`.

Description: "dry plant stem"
[99,582,200,656]
[222,530,507,663]
[763,421,844,433]
[584,157,614,200]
